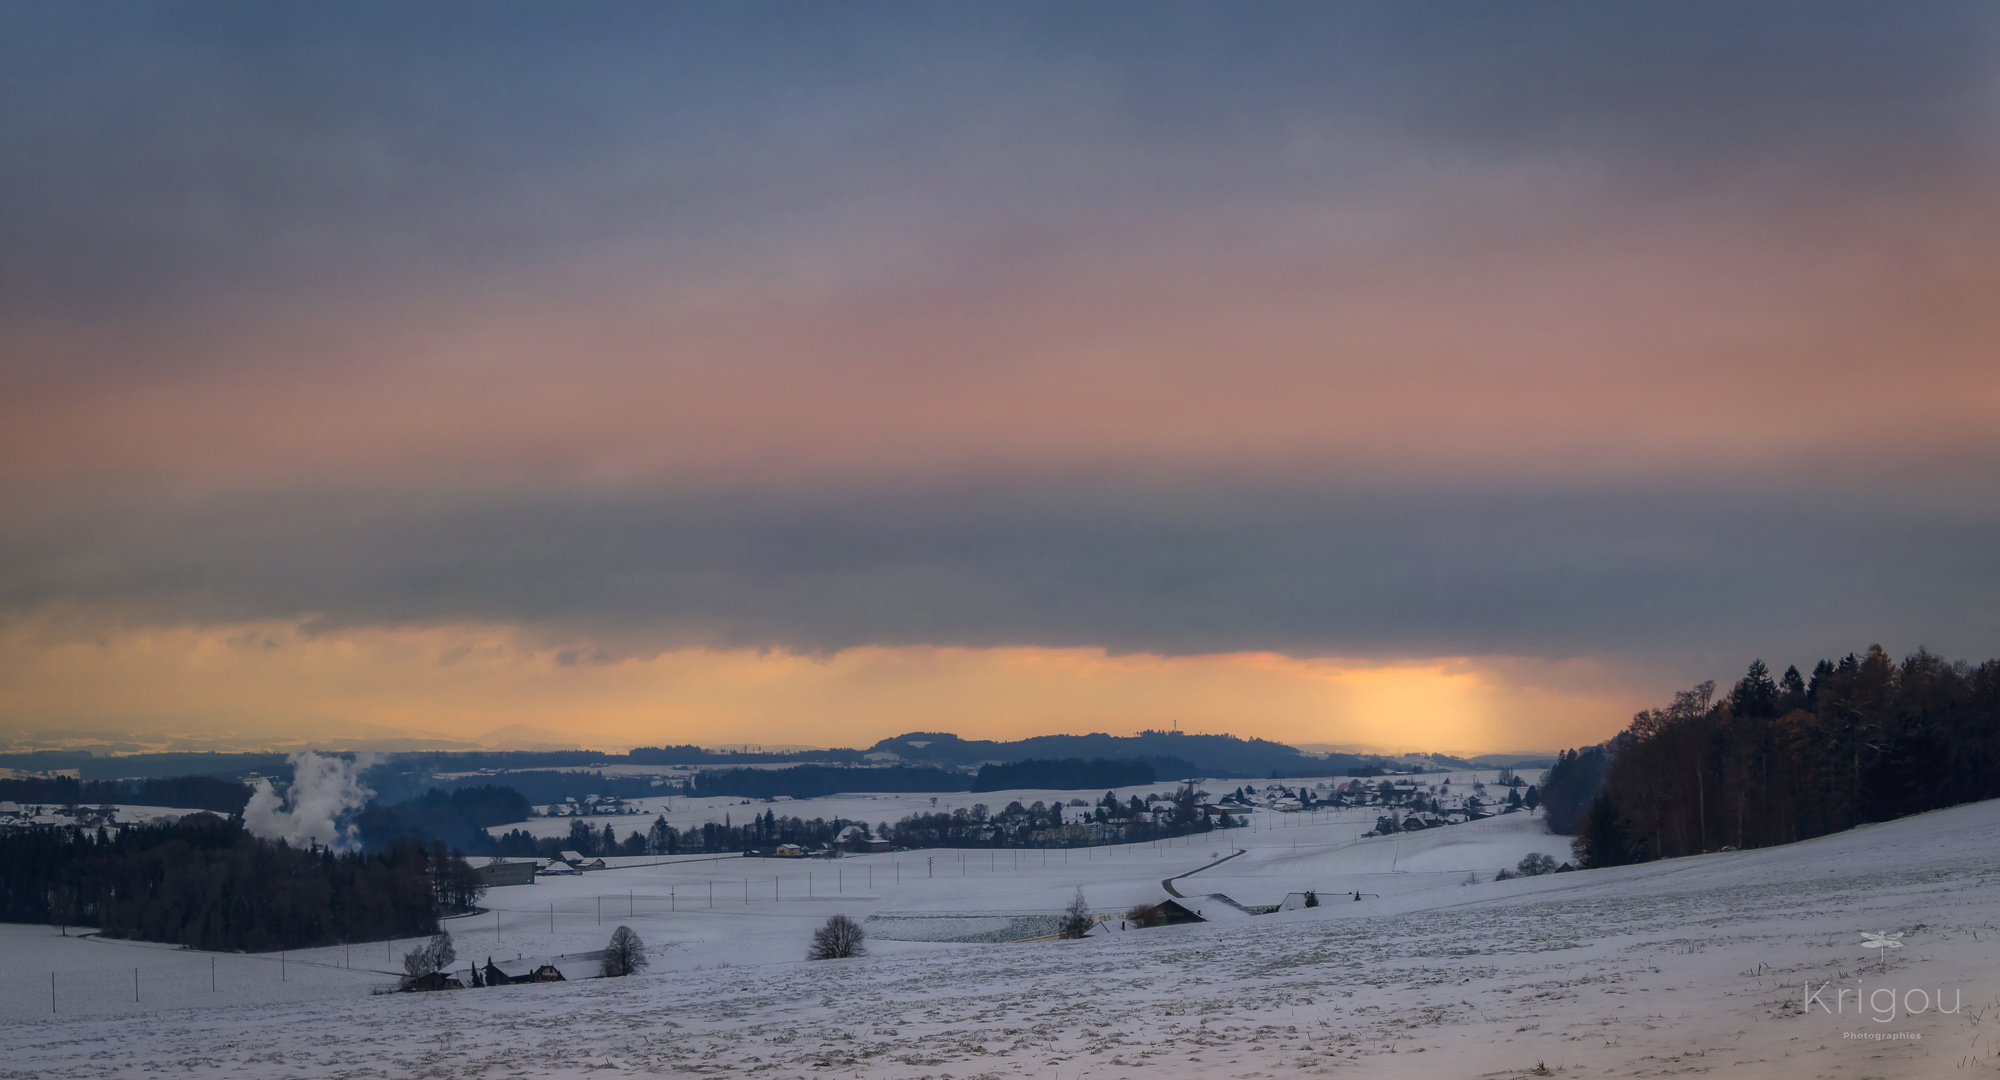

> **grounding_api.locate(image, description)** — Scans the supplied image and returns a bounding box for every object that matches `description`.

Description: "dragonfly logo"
[1860,931,1904,956]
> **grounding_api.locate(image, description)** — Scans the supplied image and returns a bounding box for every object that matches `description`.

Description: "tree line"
[970,757,1156,792]
[1562,646,2000,868]
[0,774,252,814]
[688,764,971,799]
[492,784,1233,859]
[354,784,532,854]
[0,814,480,951]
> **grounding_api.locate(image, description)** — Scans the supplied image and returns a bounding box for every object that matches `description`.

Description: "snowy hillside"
[5,784,1998,1078]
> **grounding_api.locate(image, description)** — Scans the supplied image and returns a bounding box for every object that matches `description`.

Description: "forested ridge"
[689,764,971,799]
[1559,645,2000,867]
[971,757,1158,791]
[0,774,252,814]
[0,815,480,951]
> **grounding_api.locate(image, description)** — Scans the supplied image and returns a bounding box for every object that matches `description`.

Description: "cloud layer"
[4,4,1997,750]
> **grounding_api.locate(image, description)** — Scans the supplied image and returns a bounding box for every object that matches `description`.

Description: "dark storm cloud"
[5,479,1994,668]
[3,2,1995,320]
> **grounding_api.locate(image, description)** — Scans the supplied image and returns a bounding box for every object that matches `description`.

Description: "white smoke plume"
[242,751,375,851]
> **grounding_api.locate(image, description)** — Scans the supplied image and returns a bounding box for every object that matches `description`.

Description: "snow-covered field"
[6,782,2000,1079]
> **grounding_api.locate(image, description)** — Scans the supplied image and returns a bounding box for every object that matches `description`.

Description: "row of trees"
[0,774,253,814]
[497,784,1234,859]
[1566,646,2000,867]
[0,815,480,951]
[970,758,1155,792]
[688,765,969,800]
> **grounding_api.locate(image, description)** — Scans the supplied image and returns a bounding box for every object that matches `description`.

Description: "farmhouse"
[481,959,567,985]
[1134,899,1208,927]
[475,859,537,887]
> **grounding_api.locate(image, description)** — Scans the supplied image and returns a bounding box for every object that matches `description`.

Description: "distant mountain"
[865,730,1369,779]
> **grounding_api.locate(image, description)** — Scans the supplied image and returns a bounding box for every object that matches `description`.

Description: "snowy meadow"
[5,776,1998,1079]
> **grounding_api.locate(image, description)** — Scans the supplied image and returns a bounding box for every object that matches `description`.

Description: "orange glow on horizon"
[0,613,1639,757]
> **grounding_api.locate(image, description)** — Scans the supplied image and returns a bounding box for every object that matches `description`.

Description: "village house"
[473,858,537,887]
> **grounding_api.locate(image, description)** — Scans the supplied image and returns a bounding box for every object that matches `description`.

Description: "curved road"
[1160,847,1246,897]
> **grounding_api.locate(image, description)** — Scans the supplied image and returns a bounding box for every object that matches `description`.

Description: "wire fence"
[11,946,395,1022]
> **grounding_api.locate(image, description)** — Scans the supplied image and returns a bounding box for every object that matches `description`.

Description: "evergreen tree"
[1777,664,1808,714]
[1731,659,1779,719]
[1573,792,1633,869]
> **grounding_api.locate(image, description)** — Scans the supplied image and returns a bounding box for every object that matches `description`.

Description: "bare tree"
[1057,888,1092,939]
[807,914,867,960]
[601,925,647,977]
[403,931,456,984]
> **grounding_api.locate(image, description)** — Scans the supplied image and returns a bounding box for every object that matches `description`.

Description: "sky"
[3,3,1998,756]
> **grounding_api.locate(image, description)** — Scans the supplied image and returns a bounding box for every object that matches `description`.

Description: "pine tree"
[1731,660,1779,719]
[1573,791,1633,869]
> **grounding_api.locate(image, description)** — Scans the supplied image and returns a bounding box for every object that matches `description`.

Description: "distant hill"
[865,730,1369,779]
